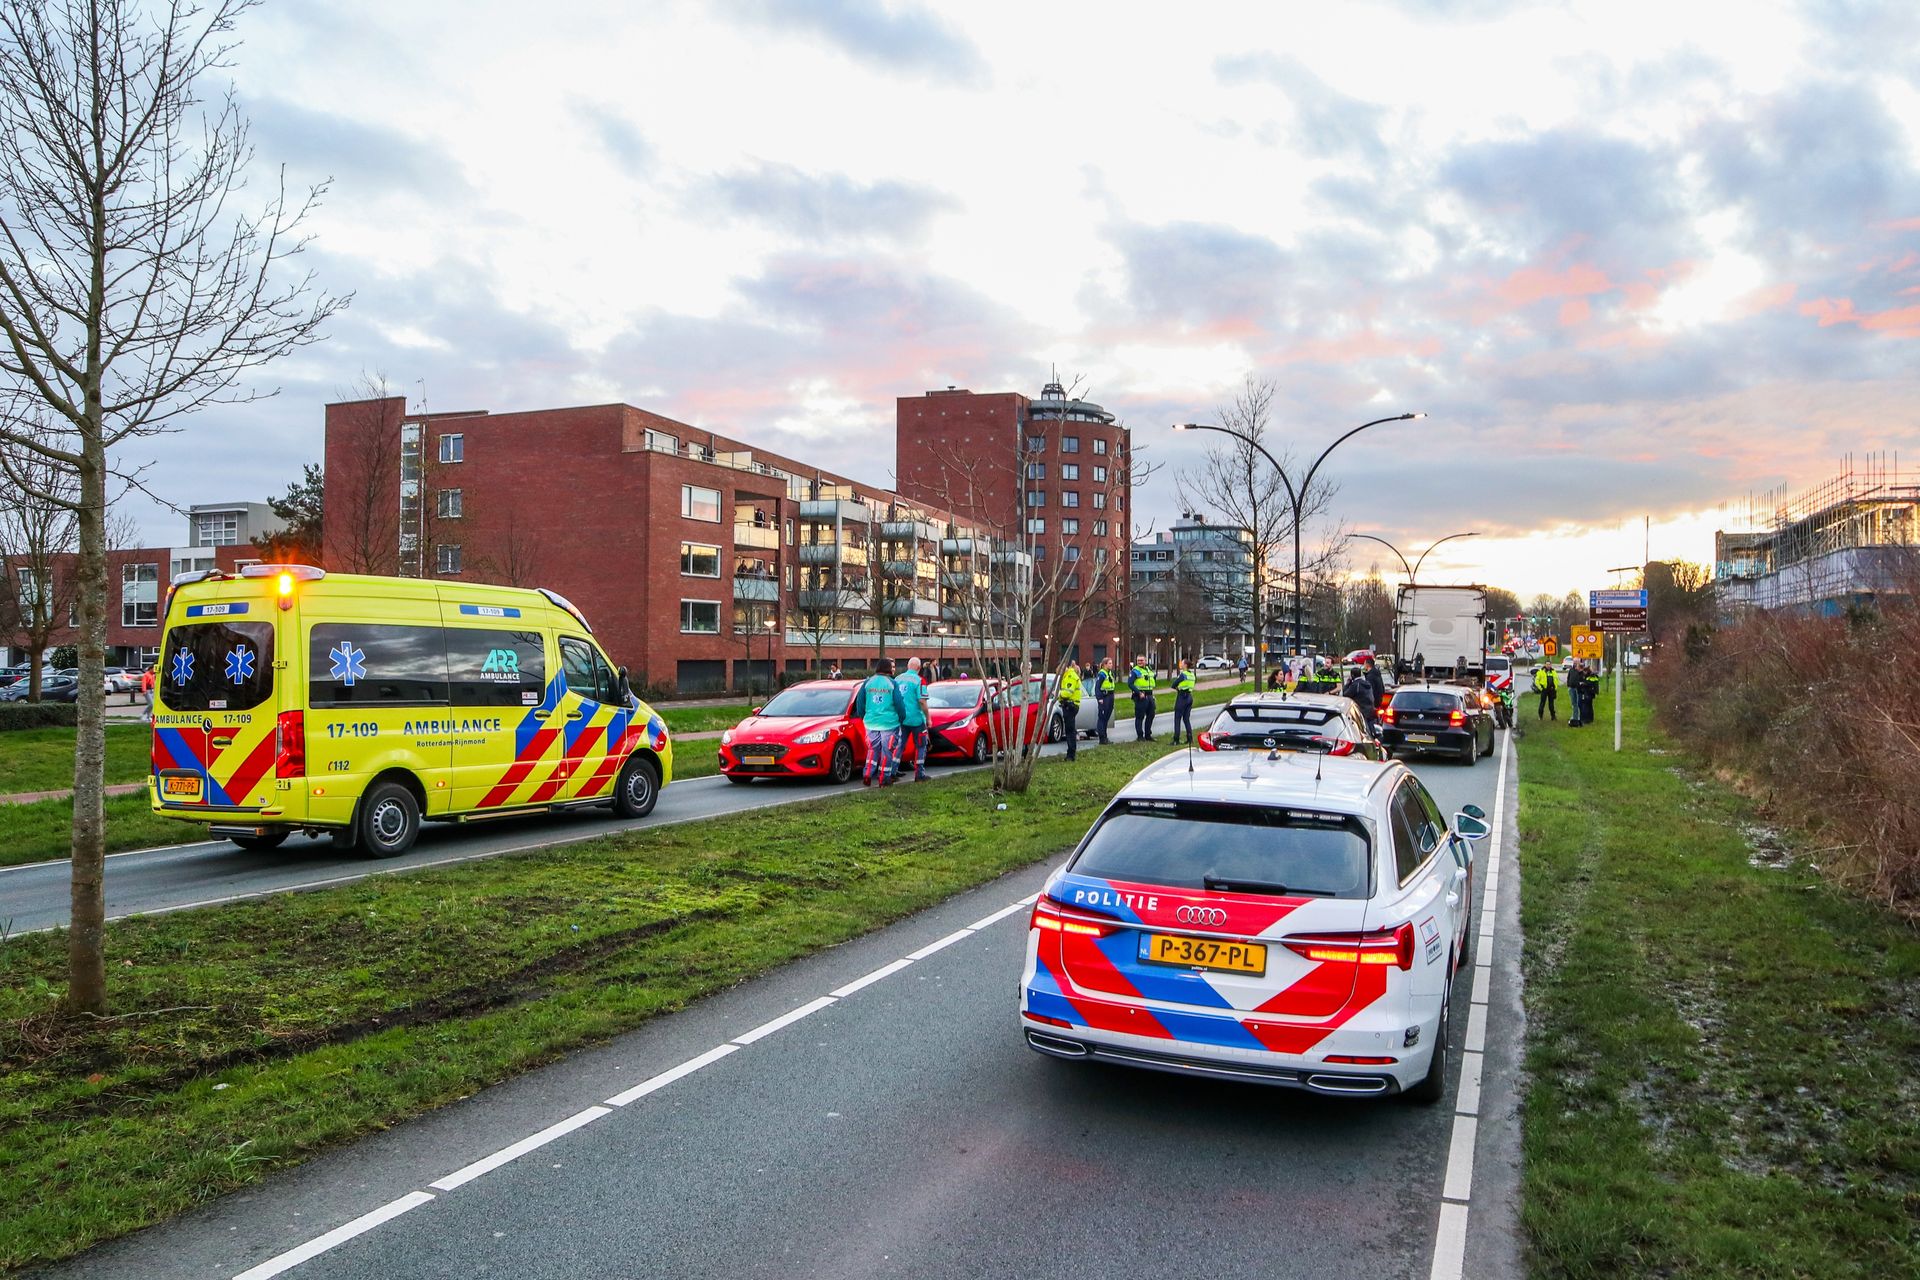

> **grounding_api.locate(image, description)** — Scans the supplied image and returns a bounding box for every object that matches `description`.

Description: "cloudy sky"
[116,0,1920,598]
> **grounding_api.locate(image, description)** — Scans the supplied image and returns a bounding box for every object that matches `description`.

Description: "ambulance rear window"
[160,622,275,713]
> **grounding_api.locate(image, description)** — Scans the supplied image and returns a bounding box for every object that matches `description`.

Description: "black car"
[1379,685,1495,764]
[1195,691,1386,759]
[1,674,78,703]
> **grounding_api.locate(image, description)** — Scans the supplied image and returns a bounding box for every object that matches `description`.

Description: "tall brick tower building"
[896,381,1133,665]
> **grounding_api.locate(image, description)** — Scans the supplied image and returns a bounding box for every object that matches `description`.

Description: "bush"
[1643,593,1920,913]
[0,703,78,732]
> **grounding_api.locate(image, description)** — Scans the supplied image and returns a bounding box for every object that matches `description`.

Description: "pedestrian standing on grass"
[1566,662,1585,726]
[1093,656,1116,744]
[1056,659,1083,761]
[896,656,931,781]
[860,657,903,786]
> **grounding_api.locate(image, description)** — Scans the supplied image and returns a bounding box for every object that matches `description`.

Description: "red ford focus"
[717,680,869,784]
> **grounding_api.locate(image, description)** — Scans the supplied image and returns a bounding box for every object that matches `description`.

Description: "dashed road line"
[231,1191,436,1280]
[427,1106,611,1193]
[732,994,837,1045]
[603,1044,739,1107]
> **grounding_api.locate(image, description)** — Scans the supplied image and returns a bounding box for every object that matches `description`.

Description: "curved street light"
[1174,412,1425,665]
[1413,531,1481,581]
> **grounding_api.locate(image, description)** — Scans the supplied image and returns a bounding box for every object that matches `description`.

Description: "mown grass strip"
[0,724,150,795]
[1518,678,1920,1278]
[0,740,1167,1273]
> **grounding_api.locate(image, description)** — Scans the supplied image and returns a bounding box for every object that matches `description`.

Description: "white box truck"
[1395,584,1491,680]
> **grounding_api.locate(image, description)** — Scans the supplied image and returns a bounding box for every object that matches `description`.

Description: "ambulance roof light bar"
[538,587,593,633]
[239,564,327,581]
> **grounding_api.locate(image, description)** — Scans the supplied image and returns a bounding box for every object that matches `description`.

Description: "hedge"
[0,703,79,732]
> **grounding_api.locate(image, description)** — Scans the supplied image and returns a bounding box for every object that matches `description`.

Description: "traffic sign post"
[1570,627,1603,660]
[1589,588,1648,634]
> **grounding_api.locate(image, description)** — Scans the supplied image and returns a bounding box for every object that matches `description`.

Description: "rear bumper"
[1381,727,1474,754]
[1021,1025,1402,1096]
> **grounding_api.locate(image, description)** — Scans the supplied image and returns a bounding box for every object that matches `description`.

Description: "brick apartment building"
[896,380,1133,663]
[320,396,1040,695]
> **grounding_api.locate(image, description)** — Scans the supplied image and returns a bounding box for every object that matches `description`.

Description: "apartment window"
[436,544,463,574]
[1064,545,1081,561]
[1026,517,1046,534]
[785,518,795,546]
[1061,463,1079,481]
[1061,491,1080,508]
[1093,465,1107,483]
[120,562,159,627]
[681,600,721,634]
[1062,518,1080,535]
[1026,435,1045,452]
[1093,438,1108,455]
[681,542,721,577]
[438,433,464,463]
[1065,573,1080,590]
[1062,436,1080,453]
[437,489,463,519]
[681,484,721,522]
[194,510,239,546]
[1094,520,1109,536]
[644,428,678,454]
[1034,544,1046,561]
[1095,547,1108,563]
[1026,462,1046,479]
[1092,493,1107,510]
[1026,490,1046,507]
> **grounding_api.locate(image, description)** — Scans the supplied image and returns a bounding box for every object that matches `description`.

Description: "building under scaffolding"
[1714,455,1920,615]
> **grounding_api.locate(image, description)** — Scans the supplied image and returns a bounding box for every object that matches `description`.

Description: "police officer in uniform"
[1170,659,1197,744]
[1128,655,1157,740]
[1056,660,1083,761]
[1093,657,1117,744]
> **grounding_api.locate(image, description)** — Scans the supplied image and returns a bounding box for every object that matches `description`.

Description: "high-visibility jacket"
[1057,665,1083,705]
[1128,664,1156,694]
[1534,668,1556,692]
[1093,667,1116,695]
[1173,670,1196,694]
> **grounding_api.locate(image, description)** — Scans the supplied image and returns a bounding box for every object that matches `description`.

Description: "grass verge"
[0,739,1169,1273]
[0,793,190,869]
[1519,677,1919,1277]
[0,724,150,795]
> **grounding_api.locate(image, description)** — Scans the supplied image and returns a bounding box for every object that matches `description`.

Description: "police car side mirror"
[1461,803,1486,820]
[1455,813,1491,840]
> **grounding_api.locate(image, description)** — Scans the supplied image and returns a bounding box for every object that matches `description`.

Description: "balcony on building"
[940,536,987,555]
[940,570,989,591]
[798,542,869,567]
[880,517,939,541]
[732,573,779,603]
[795,588,848,611]
[883,595,941,619]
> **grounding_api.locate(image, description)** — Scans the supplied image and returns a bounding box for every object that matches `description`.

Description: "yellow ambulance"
[149,565,672,856]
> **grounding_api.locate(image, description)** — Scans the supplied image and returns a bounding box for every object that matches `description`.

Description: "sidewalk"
[1,781,144,807]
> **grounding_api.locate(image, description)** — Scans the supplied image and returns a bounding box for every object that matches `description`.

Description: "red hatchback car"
[924,679,996,765]
[717,680,869,784]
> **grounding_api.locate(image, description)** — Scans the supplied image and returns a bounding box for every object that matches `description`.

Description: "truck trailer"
[1395,584,1492,680]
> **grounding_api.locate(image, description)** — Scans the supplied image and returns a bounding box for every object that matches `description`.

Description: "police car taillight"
[275,710,305,778]
[1283,922,1415,969]
[1029,898,1116,938]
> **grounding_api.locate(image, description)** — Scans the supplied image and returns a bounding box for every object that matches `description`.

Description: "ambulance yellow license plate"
[161,774,202,802]
[1140,933,1267,976]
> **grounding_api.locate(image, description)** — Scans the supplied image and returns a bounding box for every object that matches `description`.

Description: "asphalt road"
[45,735,1525,1280]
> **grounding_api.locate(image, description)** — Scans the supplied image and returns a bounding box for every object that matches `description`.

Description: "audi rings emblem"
[1176,905,1228,926]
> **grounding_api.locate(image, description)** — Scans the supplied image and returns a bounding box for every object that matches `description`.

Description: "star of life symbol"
[224,646,255,685]
[329,641,367,686]
[169,650,194,684]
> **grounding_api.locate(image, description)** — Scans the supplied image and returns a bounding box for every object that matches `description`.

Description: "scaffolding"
[1715,454,1920,613]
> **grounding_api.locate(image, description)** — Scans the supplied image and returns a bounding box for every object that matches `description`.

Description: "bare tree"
[0,0,343,1013]
[325,382,402,575]
[1174,377,1340,687]
[0,418,78,698]
[472,499,544,588]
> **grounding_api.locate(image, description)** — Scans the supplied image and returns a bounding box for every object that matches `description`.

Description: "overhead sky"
[116,0,1920,599]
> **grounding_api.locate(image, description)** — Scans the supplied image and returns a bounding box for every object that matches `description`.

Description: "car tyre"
[1406,970,1453,1105]
[229,830,288,852]
[1046,713,1064,745]
[612,756,661,817]
[356,780,420,859]
[828,739,855,784]
[1462,732,1479,766]
[971,733,991,766]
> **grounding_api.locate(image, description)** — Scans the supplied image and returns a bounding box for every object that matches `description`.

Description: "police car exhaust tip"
[1305,1073,1392,1095]
[1025,1031,1090,1058]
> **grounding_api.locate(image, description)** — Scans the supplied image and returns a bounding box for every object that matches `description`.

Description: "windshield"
[758,686,853,717]
[1391,690,1462,712]
[1485,657,1510,671]
[927,682,982,710]
[1071,800,1372,899]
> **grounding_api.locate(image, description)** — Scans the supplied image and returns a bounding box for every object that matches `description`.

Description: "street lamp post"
[935,624,946,676]
[1175,412,1424,675]
[761,616,777,699]
[1349,531,1479,669]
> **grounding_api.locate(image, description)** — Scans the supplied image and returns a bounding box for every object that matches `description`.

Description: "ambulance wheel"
[1406,970,1453,1106]
[612,756,661,818]
[229,831,287,852]
[357,781,420,859]
[828,740,855,784]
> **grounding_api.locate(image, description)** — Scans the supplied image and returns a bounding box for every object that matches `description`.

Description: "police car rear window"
[1070,801,1372,899]
[160,621,275,713]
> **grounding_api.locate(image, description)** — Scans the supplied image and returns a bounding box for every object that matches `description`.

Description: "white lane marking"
[1455,1050,1484,1117]
[1429,720,1512,1280]
[830,957,914,998]
[1442,1115,1479,1202]
[428,1107,610,1192]
[1428,1202,1470,1280]
[906,927,975,960]
[604,1044,740,1107]
[231,1191,436,1280]
[964,898,1034,931]
[732,995,837,1045]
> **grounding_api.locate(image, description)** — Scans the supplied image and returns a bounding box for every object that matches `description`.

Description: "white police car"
[1019,748,1488,1101]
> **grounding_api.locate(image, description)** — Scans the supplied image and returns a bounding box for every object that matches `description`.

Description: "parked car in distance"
[1020,749,1490,1101]
[718,680,868,784]
[1196,691,1385,759]
[1378,685,1496,764]
[2,674,79,703]
[1194,655,1232,671]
